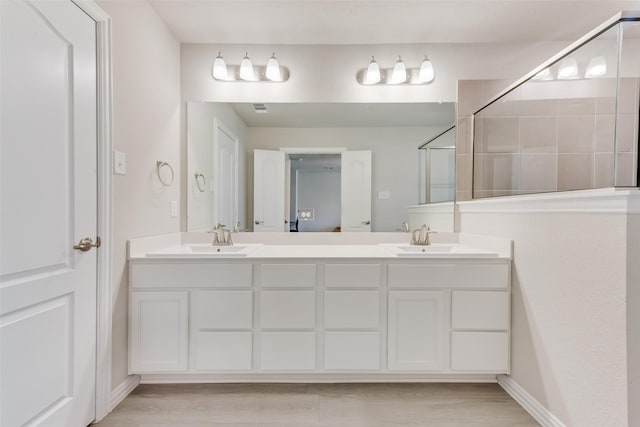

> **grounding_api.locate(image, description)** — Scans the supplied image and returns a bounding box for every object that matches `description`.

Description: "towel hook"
[194,172,206,192]
[156,160,174,186]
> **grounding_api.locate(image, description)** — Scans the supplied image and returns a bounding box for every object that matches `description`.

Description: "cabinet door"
[388,291,445,371]
[130,291,189,372]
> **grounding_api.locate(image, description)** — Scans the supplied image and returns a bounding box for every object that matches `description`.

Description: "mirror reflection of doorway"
[253,148,372,232]
[290,154,341,232]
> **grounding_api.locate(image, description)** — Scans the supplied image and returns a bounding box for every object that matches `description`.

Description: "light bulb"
[418,55,434,83]
[239,52,255,81]
[390,56,407,84]
[265,53,281,81]
[364,56,381,84]
[531,67,550,81]
[557,57,578,79]
[585,56,607,78]
[212,51,228,80]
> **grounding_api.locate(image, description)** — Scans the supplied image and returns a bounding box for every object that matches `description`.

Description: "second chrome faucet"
[212,223,233,246]
[410,224,436,246]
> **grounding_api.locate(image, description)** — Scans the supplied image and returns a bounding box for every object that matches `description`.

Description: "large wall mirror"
[187,102,455,232]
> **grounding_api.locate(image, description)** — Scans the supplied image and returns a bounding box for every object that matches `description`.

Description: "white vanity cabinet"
[129,255,511,381]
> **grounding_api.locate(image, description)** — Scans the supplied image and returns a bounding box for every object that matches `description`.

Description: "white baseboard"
[109,375,140,412]
[140,373,498,384]
[498,375,566,427]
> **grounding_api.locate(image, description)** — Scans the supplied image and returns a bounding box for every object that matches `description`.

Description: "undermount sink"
[395,245,455,254]
[379,243,498,258]
[189,244,249,254]
[146,243,263,258]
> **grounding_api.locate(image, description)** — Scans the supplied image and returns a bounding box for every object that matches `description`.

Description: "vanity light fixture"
[211,51,290,82]
[390,56,407,84]
[239,52,255,81]
[418,55,435,83]
[358,54,435,85]
[557,57,579,79]
[364,56,381,84]
[531,67,551,81]
[212,51,228,80]
[585,56,607,78]
[265,53,281,81]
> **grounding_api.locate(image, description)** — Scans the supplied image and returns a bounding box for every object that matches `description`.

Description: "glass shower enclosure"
[472,11,639,199]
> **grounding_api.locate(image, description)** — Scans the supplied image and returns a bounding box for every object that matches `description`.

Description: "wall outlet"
[113,150,126,175]
[378,191,391,200]
[170,200,178,217]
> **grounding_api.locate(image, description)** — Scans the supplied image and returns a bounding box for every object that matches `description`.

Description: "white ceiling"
[149,1,639,45]
[230,102,456,127]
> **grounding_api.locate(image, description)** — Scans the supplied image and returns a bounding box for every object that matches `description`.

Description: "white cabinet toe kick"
[129,259,511,382]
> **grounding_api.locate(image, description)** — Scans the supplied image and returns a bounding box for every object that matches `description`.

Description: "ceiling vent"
[252,103,268,114]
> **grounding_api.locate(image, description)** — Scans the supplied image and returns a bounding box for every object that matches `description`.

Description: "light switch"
[113,150,126,175]
[170,200,178,217]
[378,191,390,200]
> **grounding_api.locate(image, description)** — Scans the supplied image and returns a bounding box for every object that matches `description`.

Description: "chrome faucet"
[410,224,436,246]
[212,223,233,246]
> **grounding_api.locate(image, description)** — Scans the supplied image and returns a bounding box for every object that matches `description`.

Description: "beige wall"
[459,202,632,426]
[628,213,640,427]
[97,0,181,390]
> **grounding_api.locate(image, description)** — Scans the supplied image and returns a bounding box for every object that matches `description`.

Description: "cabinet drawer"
[260,264,316,288]
[388,262,509,289]
[451,332,509,372]
[259,331,316,371]
[194,290,253,329]
[324,264,381,288]
[131,263,252,288]
[324,331,380,370]
[260,290,316,329]
[452,291,509,330]
[324,290,380,329]
[195,331,252,370]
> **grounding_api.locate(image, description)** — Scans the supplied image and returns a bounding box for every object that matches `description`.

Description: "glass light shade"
[265,53,281,81]
[239,53,255,81]
[557,57,578,79]
[390,56,407,84]
[418,57,435,83]
[585,56,607,78]
[531,67,551,80]
[364,57,381,84]
[212,52,228,80]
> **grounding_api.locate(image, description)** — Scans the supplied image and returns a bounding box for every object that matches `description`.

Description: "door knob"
[361,220,371,225]
[74,237,101,252]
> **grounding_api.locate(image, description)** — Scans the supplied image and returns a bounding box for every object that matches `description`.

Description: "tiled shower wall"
[456,79,639,200]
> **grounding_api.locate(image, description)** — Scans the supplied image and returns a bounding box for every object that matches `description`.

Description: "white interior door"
[253,149,285,232]
[0,1,97,426]
[213,120,238,229]
[284,156,291,229]
[341,150,372,231]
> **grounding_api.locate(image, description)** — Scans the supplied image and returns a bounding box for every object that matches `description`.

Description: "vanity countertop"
[128,232,512,260]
